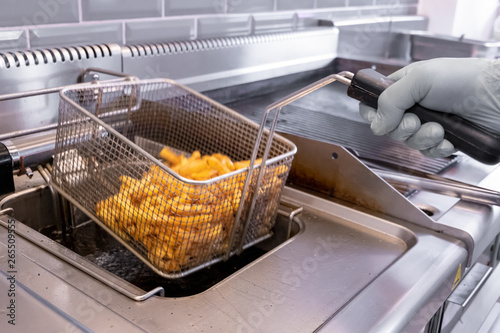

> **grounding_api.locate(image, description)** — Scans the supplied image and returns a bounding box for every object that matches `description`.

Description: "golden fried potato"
[178,159,209,178]
[234,158,262,170]
[212,153,235,171]
[159,147,182,165]
[191,169,218,180]
[207,156,231,175]
[95,145,286,273]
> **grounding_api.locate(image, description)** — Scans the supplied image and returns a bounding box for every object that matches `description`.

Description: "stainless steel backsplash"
[0,0,418,51]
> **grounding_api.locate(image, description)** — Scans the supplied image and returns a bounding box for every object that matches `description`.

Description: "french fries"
[96,146,286,274]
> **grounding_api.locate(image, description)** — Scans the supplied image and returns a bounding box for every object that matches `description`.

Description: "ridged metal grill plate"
[227,86,457,176]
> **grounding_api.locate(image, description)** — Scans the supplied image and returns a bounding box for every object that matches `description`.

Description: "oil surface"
[49,221,266,297]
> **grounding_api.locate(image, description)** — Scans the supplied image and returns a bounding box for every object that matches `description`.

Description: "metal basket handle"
[229,71,354,255]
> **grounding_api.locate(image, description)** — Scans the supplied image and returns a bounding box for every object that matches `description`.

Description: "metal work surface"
[0,185,467,332]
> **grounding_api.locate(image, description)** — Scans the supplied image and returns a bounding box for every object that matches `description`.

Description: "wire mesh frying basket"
[51,78,296,278]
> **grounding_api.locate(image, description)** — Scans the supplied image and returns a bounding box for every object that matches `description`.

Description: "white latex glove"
[359,58,500,158]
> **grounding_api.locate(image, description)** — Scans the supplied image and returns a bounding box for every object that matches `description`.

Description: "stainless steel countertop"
[0,185,468,332]
[409,155,500,266]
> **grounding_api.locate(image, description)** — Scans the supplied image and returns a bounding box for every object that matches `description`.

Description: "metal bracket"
[447,263,492,308]
[0,208,13,216]
[277,201,303,240]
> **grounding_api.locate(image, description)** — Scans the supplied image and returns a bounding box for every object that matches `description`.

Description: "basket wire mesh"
[51,78,296,278]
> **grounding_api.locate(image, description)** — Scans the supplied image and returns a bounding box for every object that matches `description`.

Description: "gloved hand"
[359,57,500,158]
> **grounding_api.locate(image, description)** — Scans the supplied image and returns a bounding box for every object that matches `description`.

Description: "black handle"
[0,142,15,195]
[347,68,500,165]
